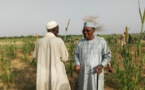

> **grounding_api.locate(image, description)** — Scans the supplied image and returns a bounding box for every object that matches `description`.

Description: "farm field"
[0,34,145,90]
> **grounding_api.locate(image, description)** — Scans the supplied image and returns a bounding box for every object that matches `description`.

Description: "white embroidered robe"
[74,36,111,90]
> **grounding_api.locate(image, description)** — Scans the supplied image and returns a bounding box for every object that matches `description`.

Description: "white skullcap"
[84,22,95,28]
[46,21,58,29]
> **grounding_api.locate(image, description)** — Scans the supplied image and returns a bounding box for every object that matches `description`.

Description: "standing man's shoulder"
[36,37,44,44]
[95,36,105,40]
[95,36,108,44]
[51,37,64,43]
[54,37,63,41]
[76,38,86,45]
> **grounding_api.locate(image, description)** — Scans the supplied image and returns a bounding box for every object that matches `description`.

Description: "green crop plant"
[125,26,129,43]
[22,37,35,55]
[0,47,16,90]
[65,43,76,77]
[106,2,145,90]
[137,1,145,57]
[5,44,17,59]
[64,19,71,42]
[21,36,36,61]
[65,41,77,90]
[116,46,144,90]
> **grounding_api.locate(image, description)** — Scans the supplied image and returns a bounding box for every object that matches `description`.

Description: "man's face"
[82,27,95,40]
[53,26,59,36]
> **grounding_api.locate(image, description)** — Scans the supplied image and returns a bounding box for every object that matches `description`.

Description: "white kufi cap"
[46,21,58,29]
[84,22,95,28]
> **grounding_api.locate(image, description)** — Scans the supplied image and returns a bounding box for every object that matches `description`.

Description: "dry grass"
[0,40,145,90]
[0,48,36,90]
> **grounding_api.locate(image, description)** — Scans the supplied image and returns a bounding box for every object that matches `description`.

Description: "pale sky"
[0,0,145,37]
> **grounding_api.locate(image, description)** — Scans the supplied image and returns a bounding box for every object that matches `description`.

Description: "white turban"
[46,21,58,29]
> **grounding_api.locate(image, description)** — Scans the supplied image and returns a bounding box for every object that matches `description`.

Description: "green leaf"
[138,1,143,23]
[143,9,145,23]
[66,19,71,31]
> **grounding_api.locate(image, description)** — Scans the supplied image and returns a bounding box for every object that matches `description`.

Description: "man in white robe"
[34,21,71,90]
[74,21,111,90]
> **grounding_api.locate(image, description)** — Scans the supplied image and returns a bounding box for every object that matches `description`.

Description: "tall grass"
[21,36,36,61]
[65,43,76,77]
[5,43,17,59]
[0,45,17,90]
[137,1,145,57]
[106,3,145,90]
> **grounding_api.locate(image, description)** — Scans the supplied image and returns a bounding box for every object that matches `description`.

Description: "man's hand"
[107,64,113,73]
[74,65,81,74]
[96,65,103,74]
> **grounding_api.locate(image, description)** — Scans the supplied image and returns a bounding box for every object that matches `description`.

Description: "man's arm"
[74,45,81,73]
[101,41,112,67]
[59,39,69,62]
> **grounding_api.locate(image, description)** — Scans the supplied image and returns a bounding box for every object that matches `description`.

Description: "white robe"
[74,36,111,90]
[34,32,71,90]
